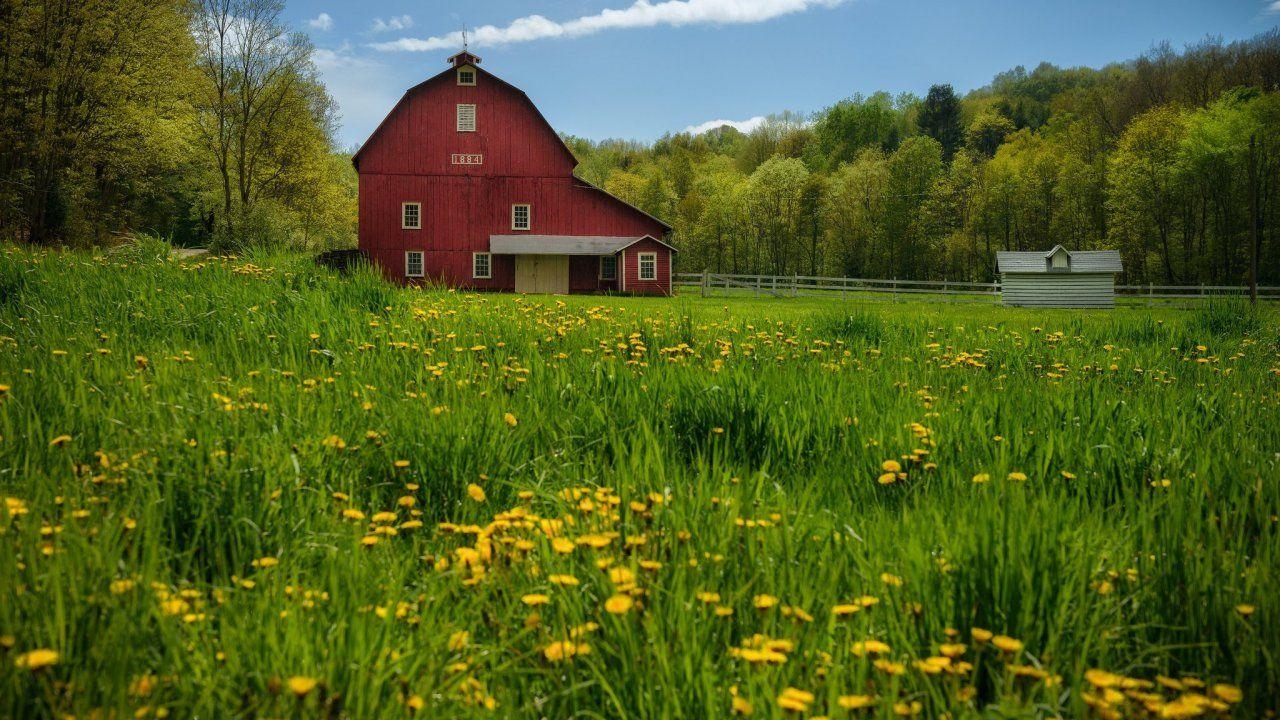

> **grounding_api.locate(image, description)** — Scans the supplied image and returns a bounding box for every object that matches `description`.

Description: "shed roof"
[489,235,676,255]
[996,245,1122,274]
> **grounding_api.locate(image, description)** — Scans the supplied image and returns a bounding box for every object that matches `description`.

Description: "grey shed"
[995,246,1123,308]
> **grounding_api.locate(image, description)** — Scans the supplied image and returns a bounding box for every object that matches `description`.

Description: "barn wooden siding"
[354,68,575,179]
[619,237,673,296]
[359,175,664,290]
[1001,273,1117,308]
[355,58,673,294]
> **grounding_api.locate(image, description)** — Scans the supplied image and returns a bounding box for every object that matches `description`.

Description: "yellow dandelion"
[503,412,518,427]
[1007,471,1028,482]
[776,687,814,713]
[752,594,778,610]
[467,484,486,503]
[991,635,1023,653]
[447,630,469,651]
[14,649,59,670]
[838,694,877,709]
[604,594,634,614]
[1211,684,1242,704]
[286,676,319,697]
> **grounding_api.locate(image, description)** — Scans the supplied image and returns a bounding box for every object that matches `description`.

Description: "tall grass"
[0,246,1276,718]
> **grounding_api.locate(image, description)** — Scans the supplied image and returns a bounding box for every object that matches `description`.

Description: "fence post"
[1200,282,1204,298]
[755,275,760,297]
[1147,282,1153,307]
[892,277,897,300]
[793,273,798,298]
[701,269,708,298]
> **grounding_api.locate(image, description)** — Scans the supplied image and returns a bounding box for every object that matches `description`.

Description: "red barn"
[352,51,675,295]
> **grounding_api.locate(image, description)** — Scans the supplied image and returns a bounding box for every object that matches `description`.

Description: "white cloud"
[1269,0,1280,12]
[371,14,413,33]
[683,116,768,135]
[371,0,845,52]
[308,12,333,31]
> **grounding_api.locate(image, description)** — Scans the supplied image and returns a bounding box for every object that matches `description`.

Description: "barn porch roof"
[489,235,675,255]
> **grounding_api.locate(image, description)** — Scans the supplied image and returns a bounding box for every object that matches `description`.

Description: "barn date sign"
[451,153,484,165]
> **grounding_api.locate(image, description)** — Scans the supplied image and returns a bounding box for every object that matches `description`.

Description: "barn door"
[515,255,536,293]
[543,255,569,294]
[515,255,569,294]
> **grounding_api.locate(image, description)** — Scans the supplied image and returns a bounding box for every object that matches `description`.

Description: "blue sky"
[292,0,1280,149]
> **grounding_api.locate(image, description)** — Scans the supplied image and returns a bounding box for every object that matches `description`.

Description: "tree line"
[3,4,1278,287]
[0,0,354,250]
[567,32,1280,286]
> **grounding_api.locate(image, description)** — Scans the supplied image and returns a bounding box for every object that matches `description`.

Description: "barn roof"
[351,58,579,171]
[490,235,676,255]
[573,177,674,233]
[996,245,1122,274]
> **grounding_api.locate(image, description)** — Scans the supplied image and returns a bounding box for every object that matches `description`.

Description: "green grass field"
[1,245,1277,719]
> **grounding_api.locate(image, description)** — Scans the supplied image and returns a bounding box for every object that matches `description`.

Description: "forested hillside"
[2,2,1277,285]
[568,32,1280,285]
[0,0,355,251]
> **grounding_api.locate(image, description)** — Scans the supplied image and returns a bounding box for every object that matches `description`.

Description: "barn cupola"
[448,50,482,68]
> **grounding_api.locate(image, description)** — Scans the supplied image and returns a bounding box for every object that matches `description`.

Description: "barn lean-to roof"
[489,234,677,255]
[996,245,1122,274]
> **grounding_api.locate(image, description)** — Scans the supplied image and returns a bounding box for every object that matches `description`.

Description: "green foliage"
[917,84,965,161]
[568,31,1280,286]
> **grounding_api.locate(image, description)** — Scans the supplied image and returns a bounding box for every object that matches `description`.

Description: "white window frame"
[511,204,531,231]
[456,103,476,132]
[599,255,617,281]
[638,252,657,281]
[405,250,424,278]
[457,67,476,86]
[401,202,421,230]
[472,252,492,279]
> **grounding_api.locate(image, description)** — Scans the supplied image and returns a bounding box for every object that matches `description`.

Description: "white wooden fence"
[674,272,1280,303]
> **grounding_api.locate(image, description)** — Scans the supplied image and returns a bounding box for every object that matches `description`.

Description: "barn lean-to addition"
[352,50,675,295]
[996,245,1123,308]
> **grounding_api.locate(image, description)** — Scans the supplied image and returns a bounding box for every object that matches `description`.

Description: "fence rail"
[674,272,1280,302]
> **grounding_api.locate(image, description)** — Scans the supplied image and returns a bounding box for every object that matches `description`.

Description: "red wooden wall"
[619,237,672,296]
[355,60,673,295]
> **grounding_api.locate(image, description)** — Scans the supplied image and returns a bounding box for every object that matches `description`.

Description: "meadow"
[0,243,1277,719]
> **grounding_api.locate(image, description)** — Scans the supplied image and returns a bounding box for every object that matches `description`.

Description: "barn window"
[511,204,530,231]
[456,104,476,132]
[405,250,424,278]
[472,252,492,279]
[599,255,617,280]
[457,68,476,86]
[638,252,657,281]
[401,202,421,229]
